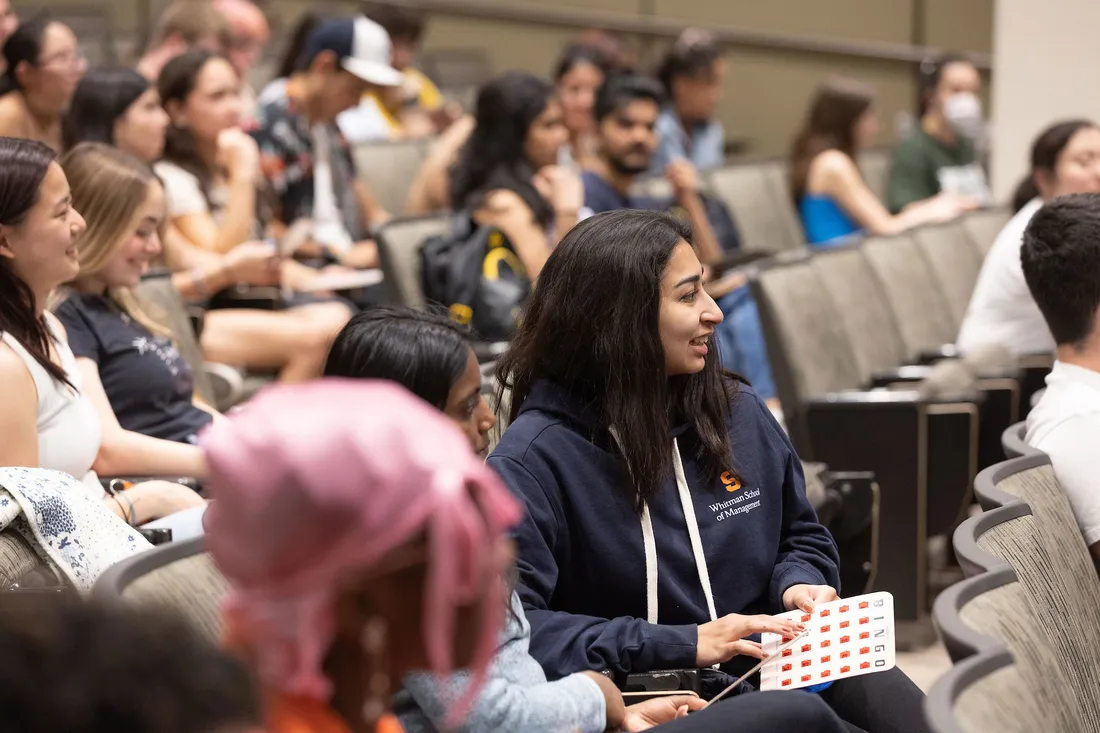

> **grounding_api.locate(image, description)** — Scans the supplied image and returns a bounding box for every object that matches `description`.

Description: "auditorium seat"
[862,233,958,359]
[375,214,454,307]
[925,649,1046,733]
[353,139,430,217]
[969,455,1100,721]
[706,162,806,254]
[960,208,1012,257]
[1000,421,1038,459]
[911,221,985,331]
[751,256,978,628]
[94,537,226,644]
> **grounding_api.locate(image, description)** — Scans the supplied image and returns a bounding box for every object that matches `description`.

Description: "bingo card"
[759,592,895,691]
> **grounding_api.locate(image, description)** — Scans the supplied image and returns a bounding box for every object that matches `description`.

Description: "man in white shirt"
[1023,193,1100,566]
[956,197,1056,356]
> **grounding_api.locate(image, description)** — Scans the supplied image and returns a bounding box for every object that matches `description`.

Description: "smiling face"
[658,240,723,375]
[95,180,165,289]
[0,162,86,298]
[443,348,497,459]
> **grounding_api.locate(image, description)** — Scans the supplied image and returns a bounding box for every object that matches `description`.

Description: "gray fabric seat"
[376,215,454,307]
[94,537,227,643]
[353,140,429,216]
[960,208,1012,257]
[911,221,985,330]
[862,233,958,359]
[0,533,49,589]
[1001,421,1038,459]
[812,244,909,383]
[706,162,805,254]
[972,456,1100,726]
[927,651,1052,733]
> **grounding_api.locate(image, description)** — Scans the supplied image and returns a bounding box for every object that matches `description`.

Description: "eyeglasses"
[38,49,86,71]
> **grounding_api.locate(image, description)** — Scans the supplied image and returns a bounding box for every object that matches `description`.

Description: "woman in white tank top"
[0,139,205,532]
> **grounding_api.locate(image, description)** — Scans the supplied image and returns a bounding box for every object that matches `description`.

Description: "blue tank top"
[799,195,861,247]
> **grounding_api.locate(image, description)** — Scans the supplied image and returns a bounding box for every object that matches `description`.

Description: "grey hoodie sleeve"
[395,592,608,733]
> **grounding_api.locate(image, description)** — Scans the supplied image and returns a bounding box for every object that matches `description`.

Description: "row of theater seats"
[353,134,893,252]
[927,443,1100,731]
[745,210,1052,633]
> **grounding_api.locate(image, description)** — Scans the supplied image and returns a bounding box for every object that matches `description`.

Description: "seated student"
[203,380,522,733]
[253,16,400,271]
[790,77,973,247]
[156,50,268,255]
[211,0,270,126]
[887,53,990,213]
[450,71,584,279]
[651,29,725,173]
[0,138,205,525]
[0,601,261,733]
[338,2,454,144]
[958,120,1100,356]
[55,143,218,451]
[584,75,775,403]
[65,68,349,384]
[1023,194,1100,569]
[136,0,232,81]
[323,306,496,457]
[554,43,611,169]
[0,16,85,151]
[489,209,927,731]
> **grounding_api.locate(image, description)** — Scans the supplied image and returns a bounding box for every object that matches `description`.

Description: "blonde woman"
[54,143,215,476]
[0,137,204,532]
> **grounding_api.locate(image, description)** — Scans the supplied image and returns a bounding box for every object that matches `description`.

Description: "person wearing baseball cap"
[251,15,399,275]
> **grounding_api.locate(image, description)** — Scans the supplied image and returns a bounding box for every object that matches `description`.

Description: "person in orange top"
[202,379,522,733]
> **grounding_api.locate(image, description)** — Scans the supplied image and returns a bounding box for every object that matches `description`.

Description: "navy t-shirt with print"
[54,293,213,444]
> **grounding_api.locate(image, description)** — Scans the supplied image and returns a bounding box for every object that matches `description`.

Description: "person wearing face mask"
[887,53,990,213]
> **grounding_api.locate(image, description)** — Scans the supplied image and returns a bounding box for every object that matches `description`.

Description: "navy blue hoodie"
[487,379,840,681]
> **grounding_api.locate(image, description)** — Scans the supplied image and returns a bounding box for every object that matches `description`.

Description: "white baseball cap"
[298,16,403,87]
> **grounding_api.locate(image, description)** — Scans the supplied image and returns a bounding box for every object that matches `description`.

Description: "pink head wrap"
[201,379,522,703]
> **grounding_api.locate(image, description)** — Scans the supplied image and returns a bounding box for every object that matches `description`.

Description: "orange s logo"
[721,472,741,492]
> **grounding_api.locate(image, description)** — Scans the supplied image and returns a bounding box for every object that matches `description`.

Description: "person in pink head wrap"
[201,379,522,733]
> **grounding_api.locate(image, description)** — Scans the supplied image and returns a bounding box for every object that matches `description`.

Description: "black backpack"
[420,215,530,341]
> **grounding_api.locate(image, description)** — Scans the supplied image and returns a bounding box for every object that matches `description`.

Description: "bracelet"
[112,491,137,526]
[192,267,211,298]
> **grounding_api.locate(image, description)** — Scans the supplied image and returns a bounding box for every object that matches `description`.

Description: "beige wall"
[990,0,1100,201]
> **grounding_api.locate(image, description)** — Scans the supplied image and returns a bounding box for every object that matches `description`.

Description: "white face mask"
[943,93,983,140]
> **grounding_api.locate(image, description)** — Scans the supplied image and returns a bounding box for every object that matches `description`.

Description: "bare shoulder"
[0,339,34,392]
[0,94,27,133]
[806,149,861,193]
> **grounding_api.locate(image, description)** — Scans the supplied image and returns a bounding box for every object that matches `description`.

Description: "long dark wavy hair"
[449,71,556,227]
[0,137,73,388]
[158,49,272,225]
[788,77,875,201]
[496,209,742,510]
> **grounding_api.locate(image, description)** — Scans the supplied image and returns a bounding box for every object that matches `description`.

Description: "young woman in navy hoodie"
[488,209,927,732]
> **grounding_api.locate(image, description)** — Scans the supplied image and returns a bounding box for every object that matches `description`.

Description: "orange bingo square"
[801,614,811,622]
[859,617,870,625]
[820,624,831,633]
[782,649,793,657]
[860,662,871,670]
[860,632,870,640]
[821,655,831,663]
[820,610,830,617]
[801,675,812,683]
[782,679,792,687]
[821,670,831,678]
[839,635,850,644]
[821,640,831,648]
[838,605,849,613]
[840,665,851,674]
[801,644,812,653]
[782,663,792,672]
[860,647,870,655]
[802,659,812,668]
[839,621,850,629]
[840,650,850,658]
[859,601,869,610]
